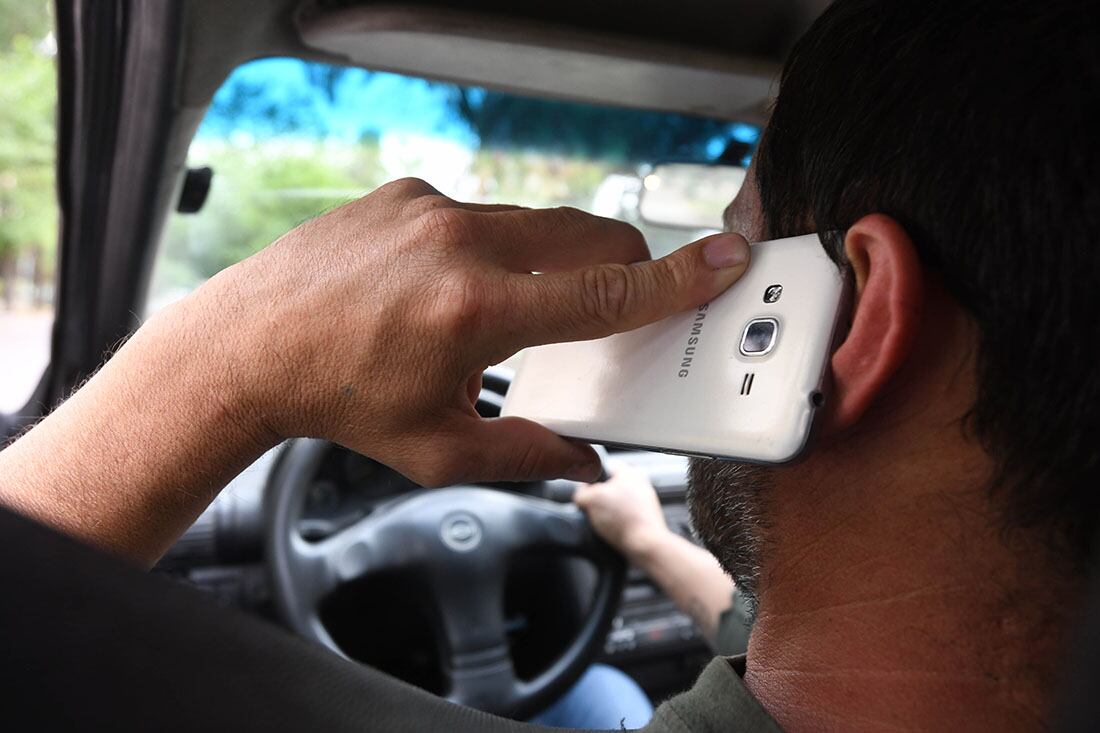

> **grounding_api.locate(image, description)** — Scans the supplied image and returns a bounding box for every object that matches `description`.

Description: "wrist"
[189,252,363,444]
[621,525,676,568]
[150,288,282,454]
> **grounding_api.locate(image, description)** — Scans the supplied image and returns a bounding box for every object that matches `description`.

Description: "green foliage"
[0,1,56,268]
[154,144,381,295]
[0,0,51,48]
[152,138,627,304]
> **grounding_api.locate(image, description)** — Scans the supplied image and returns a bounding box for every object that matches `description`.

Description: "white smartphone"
[501,234,851,463]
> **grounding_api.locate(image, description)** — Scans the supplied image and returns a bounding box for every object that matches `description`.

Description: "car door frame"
[3,0,187,437]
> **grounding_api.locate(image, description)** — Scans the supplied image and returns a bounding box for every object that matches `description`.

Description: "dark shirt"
[715,589,754,657]
[0,507,780,731]
[645,655,781,732]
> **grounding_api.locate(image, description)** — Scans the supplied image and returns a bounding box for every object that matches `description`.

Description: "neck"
[743,413,1077,731]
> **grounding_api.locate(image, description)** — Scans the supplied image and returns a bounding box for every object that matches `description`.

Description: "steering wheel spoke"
[436,575,523,711]
[287,511,418,606]
[445,645,523,713]
[283,532,339,606]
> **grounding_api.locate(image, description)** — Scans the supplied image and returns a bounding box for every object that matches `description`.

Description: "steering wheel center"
[440,512,483,552]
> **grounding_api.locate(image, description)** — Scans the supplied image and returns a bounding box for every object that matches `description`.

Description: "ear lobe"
[824,214,924,431]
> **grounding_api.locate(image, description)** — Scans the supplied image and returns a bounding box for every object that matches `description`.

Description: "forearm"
[0,287,277,567]
[630,529,735,646]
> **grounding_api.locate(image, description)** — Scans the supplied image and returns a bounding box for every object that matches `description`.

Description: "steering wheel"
[265,438,625,719]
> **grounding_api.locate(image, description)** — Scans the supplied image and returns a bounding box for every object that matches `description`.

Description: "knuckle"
[429,272,491,336]
[416,206,476,245]
[405,191,452,218]
[657,251,694,292]
[383,176,436,199]
[549,205,593,234]
[580,265,634,326]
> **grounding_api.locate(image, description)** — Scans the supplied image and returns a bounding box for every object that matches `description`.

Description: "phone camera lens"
[740,318,778,356]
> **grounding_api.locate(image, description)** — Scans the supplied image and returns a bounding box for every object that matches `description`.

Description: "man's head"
[689,0,1099,611]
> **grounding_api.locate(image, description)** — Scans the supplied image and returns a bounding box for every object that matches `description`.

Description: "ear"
[825,214,924,431]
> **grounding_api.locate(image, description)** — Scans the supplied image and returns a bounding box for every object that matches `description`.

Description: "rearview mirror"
[637,163,746,231]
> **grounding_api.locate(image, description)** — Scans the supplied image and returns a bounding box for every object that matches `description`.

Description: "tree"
[0,0,56,309]
[0,0,51,47]
[154,145,378,301]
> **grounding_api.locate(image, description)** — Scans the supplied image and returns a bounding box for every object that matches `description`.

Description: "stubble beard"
[687,457,776,618]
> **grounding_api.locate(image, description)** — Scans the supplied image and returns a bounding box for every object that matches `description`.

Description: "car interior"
[0,0,833,715]
[8,0,1099,726]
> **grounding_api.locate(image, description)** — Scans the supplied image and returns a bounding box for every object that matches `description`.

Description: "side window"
[0,0,57,413]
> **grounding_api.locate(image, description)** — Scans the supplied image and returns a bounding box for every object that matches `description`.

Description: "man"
[678,1,1096,728]
[1,0,1096,730]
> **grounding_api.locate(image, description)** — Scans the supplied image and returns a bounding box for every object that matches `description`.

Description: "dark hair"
[755,0,1100,562]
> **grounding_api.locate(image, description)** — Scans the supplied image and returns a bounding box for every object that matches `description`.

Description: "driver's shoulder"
[643,656,783,733]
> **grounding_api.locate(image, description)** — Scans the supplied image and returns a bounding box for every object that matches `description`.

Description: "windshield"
[148,58,758,314]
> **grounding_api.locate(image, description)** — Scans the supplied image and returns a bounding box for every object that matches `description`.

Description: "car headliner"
[176,0,829,120]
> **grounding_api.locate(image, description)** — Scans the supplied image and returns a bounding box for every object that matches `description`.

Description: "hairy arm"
[631,528,735,645]
[0,286,276,566]
[574,467,734,645]
[0,179,750,567]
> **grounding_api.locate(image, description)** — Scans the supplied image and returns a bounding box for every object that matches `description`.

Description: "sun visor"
[296,5,779,123]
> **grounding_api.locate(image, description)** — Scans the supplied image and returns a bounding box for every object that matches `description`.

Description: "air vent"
[476,366,514,418]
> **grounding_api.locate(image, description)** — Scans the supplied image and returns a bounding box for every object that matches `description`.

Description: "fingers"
[366,178,523,215]
[476,207,651,272]
[374,184,649,272]
[504,232,751,350]
[573,464,646,503]
[425,417,601,487]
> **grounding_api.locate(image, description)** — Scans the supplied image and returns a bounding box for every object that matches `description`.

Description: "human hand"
[573,465,671,560]
[183,178,750,487]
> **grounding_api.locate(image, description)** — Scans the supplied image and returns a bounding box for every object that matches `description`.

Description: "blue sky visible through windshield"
[198,60,480,146]
[197,58,759,163]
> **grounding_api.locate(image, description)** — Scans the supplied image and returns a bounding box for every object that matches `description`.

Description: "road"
[0,310,52,414]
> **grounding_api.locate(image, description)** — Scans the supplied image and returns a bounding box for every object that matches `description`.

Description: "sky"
[198,59,478,144]
[197,57,760,164]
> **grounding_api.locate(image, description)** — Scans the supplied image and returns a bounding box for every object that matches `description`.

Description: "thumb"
[510,232,751,348]
[449,417,603,484]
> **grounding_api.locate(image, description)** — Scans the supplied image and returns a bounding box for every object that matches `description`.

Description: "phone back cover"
[501,234,847,463]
